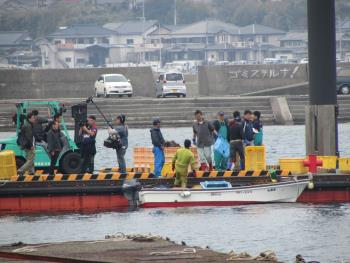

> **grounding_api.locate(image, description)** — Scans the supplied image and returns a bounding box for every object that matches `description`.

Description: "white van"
[156,72,187,98]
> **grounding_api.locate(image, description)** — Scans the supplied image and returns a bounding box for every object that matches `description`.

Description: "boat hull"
[139,179,309,208]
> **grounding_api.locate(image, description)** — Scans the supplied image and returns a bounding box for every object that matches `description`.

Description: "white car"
[156,72,187,98]
[94,74,133,98]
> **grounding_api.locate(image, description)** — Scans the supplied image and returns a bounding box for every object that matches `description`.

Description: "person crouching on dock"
[150,118,165,177]
[172,139,196,189]
[108,115,128,174]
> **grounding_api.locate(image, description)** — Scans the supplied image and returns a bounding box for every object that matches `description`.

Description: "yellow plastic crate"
[339,158,350,173]
[150,163,173,176]
[133,147,198,167]
[245,146,266,171]
[317,156,337,169]
[0,150,17,180]
[279,158,308,175]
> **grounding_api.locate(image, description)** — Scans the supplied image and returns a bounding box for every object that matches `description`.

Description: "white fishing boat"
[138,178,310,208]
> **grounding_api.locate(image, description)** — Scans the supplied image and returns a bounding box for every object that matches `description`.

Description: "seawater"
[0,124,350,262]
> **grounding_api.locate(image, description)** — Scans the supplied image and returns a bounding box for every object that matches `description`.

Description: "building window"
[77,58,85,64]
[65,57,71,62]
[77,38,84,44]
[54,40,61,45]
[127,39,134,45]
[262,35,268,43]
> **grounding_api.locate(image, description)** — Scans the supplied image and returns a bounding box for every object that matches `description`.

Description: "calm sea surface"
[0,124,350,262]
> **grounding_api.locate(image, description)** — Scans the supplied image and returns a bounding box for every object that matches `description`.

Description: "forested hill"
[0,0,349,38]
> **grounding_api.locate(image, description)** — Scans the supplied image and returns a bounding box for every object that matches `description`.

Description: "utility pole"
[174,0,177,26]
[159,22,162,68]
[339,17,343,60]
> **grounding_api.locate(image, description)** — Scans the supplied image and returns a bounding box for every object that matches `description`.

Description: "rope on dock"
[105,232,164,242]
[227,250,278,261]
[150,247,196,256]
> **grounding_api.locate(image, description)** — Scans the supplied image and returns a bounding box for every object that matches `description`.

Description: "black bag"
[103,136,122,149]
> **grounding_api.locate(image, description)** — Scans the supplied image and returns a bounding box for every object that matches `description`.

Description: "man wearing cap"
[193,110,214,171]
[212,111,230,171]
[150,118,165,177]
[229,111,245,170]
[172,139,196,188]
[108,114,128,173]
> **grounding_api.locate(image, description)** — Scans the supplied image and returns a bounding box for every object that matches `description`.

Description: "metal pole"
[307,0,337,105]
[174,0,177,26]
[306,0,338,156]
[159,22,162,68]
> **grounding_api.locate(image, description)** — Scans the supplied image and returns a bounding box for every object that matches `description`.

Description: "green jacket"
[172,148,196,170]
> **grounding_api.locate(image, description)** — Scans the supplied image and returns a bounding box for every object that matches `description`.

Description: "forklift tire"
[60,152,82,174]
[15,157,25,170]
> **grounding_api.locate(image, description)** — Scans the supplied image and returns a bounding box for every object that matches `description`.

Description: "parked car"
[156,72,187,98]
[337,76,350,95]
[299,58,308,64]
[95,74,133,98]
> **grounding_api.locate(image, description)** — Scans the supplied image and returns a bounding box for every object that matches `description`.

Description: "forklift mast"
[71,103,88,147]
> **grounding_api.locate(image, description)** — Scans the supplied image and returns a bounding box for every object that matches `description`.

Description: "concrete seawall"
[0,67,156,99]
[0,96,349,131]
[198,64,308,96]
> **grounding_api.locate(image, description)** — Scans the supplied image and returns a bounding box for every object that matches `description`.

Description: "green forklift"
[0,101,88,174]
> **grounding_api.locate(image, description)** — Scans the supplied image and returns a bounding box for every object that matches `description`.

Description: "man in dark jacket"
[242,110,254,146]
[229,111,245,170]
[212,111,230,171]
[32,110,49,142]
[18,112,36,175]
[80,115,97,173]
[47,121,62,175]
[150,118,165,177]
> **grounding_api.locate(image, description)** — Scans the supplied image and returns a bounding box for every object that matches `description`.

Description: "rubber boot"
[200,163,207,171]
[208,162,213,171]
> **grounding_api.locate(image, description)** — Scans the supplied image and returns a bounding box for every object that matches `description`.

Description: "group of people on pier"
[16,109,263,188]
[151,110,263,187]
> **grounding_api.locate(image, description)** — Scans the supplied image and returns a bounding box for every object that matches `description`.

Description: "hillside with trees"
[0,0,349,38]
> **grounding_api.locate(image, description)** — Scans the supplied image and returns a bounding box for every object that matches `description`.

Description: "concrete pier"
[0,236,279,262]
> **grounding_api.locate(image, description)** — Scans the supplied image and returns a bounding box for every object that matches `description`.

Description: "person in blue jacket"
[150,119,165,177]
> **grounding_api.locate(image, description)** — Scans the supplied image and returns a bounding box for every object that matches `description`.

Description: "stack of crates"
[279,158,308,175]
[245,146,266,171]
[0,150,17,180]
[339,158,350,173]
[133,147,199,175]
[317,156,337,171]
[133,147,153,172]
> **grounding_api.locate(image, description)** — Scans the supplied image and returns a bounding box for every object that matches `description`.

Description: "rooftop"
[0,31,31,46]
[48,24,115,38]
[239,24,285,35]
[171,19,240,35]
[104,20,158,35]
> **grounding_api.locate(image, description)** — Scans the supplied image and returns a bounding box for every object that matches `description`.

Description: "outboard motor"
[71,103,87,147]
[122,179,142,209]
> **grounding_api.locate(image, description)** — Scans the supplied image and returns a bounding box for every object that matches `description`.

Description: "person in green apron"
[213,112,230,171]
[253,111,263,146]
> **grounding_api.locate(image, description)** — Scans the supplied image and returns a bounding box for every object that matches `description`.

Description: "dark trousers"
[49,151,60,175]
[81,153,95,173]
[116,147,126,173]
[230,140,245,170]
